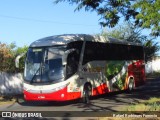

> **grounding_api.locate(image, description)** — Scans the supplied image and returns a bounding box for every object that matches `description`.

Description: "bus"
[22,34,145,103]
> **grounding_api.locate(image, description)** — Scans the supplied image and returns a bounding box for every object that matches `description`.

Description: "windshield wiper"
[30,65,41,84]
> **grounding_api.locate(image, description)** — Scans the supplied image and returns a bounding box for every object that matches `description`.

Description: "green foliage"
[0,43,12,72]
[101,24,132,40]
[144,40,159,62]
[133,0,160,36]
[106,61,125,80]
[55,0,160,37]
[105,60,127,90]
[114,76,125,90]
[0,42,28,73]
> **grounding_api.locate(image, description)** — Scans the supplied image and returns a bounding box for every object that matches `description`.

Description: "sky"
[0,0,159,55]
[0,0,101,47]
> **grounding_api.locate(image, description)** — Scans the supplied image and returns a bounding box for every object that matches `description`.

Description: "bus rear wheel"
[82,85,91,104]
[128,78,134,93]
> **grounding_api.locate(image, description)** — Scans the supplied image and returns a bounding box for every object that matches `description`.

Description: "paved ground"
[0,76,160,119]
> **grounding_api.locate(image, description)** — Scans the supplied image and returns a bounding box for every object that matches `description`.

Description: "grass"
[146,72,160,78]
[126,97,160,111]
[99,98,160,120]
[126,72,160,112]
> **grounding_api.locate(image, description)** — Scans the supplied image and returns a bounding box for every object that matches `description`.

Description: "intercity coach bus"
[22,34,145,103]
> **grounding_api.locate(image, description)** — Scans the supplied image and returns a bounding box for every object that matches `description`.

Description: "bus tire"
[16,97,26,104]
[82,84,91,104]
[127,78,134,93]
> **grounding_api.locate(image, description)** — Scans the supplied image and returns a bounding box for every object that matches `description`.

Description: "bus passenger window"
[66,52,78,79]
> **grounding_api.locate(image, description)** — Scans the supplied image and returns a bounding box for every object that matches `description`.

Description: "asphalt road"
[0,76,160,118]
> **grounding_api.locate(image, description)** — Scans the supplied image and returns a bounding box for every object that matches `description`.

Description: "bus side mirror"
[15,53,26,68]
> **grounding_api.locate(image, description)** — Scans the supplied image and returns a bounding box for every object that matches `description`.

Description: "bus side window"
[66,51,79,79]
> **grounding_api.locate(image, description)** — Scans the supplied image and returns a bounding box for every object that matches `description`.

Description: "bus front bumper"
[23,87,81,101]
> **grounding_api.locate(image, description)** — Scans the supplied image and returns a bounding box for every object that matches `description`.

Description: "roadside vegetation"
[0,42,28,73]
[126,72,160,112]
[55,0,160,37]
[126,97,160,111]
[0,42,27,104]
[146,72,160,78]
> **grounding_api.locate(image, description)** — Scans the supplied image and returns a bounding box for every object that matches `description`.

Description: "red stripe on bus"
[24,87,81,101]
[92,83,109,96]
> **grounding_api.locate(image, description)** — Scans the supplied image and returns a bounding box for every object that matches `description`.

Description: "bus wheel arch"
[82,82,92,104]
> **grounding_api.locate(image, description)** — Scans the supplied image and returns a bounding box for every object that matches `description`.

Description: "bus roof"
[30,34,142,47]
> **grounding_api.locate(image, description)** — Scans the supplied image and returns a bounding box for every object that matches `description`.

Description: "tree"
[133,0,160,36]
[99,23,159,62]
[55,0,160,37]
[0,42,28,73]
[0,43,13,72]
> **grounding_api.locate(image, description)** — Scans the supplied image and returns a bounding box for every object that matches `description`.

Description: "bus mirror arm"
[62,49,75,65]
[15,53,26,68]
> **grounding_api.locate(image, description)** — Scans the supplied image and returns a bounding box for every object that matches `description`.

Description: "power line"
[0,14,97,27]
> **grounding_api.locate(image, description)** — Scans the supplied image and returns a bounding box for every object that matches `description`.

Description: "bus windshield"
[24,46,66,83]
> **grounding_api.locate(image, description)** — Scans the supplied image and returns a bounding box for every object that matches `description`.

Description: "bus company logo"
[1,112,42,118]
[2,112,11,117]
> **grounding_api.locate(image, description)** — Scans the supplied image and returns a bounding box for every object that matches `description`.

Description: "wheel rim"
[129,79,134,91]
[129,82,133,90]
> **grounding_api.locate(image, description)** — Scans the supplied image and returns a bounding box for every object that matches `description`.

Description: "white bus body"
[23,34,145,103]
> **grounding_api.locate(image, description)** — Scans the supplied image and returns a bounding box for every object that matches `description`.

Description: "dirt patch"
[0,96,15,105]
